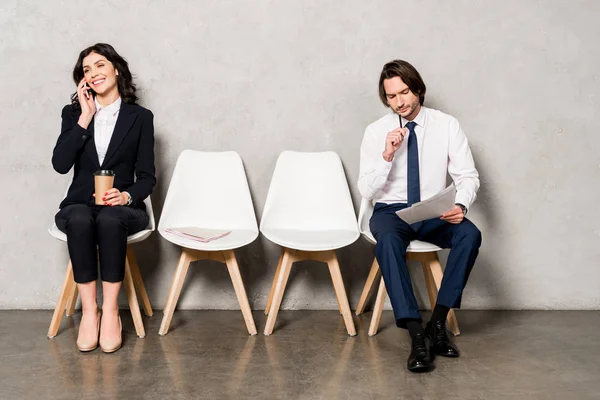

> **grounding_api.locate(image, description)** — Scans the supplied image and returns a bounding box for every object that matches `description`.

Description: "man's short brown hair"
[378,60,426,107]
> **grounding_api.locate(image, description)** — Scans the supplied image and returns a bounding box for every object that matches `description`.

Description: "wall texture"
[1,0,599,310]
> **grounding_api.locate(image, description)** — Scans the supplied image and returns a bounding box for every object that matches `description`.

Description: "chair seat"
[158,228,258,251]
[362,231,377,245]
[261,228,359,251]
[127,229,153,244]
[407,240,442,253]
[48,226,66,241]
[49,225,153,244]
[361,231,442,253]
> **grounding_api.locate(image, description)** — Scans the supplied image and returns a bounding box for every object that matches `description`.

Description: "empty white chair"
[262,151,359,336]
[47,194,156,339]
[355,198,460,336]
[158,150,258,336]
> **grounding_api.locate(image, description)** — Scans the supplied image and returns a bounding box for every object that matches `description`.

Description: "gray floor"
[1,310,599,400]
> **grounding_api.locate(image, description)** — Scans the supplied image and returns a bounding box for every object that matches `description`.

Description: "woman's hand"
[98,189,130,206]
[76,78,96,129]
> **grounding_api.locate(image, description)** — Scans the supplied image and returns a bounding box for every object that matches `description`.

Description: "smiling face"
[81,52,119,97]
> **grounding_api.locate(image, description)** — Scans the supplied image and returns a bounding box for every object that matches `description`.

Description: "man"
[358,60,482,373]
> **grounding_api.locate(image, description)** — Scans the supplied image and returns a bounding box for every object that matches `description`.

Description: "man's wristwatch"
[456,203,467,215]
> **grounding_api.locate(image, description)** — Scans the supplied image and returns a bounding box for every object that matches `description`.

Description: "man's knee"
[375,231,409,250]
[458,221,482,248]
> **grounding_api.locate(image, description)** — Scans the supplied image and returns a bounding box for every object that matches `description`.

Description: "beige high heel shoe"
[77,310,100,352]
[99,314,122,353]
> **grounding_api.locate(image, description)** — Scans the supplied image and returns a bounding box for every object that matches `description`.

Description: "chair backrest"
[143,196,156,232]
[260,151,358,232]
[357,197,376,243]
[158,150,258,232]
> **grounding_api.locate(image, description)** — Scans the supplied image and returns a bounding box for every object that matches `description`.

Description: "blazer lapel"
[101,102,137,167]
[84,118,101,169]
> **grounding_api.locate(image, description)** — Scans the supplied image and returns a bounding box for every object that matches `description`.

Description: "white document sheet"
[165,227,231,243]
[395,184,456,224]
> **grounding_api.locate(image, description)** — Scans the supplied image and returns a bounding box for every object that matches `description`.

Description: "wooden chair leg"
[265,249,284,315]
[48,261,75,338]
[422,253,460,336]
[123,261,145,338]
[223,250,258,335]
[368,278,387,337]
[421,259,439,314]
[159,249,193,336]
[332,278,344,315]
[126,247,153,317]
[446,309,460,336]
[318,251,343,316]
[264,248,295,335]
[356,258,381,315]
[65,280,79,317]
[325,251,357,336]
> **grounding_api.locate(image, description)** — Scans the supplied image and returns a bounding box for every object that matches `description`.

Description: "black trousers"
[55,204,149,283]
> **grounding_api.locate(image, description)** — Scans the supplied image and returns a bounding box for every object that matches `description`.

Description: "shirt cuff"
[454,192,473,211]
[375,155,394,175]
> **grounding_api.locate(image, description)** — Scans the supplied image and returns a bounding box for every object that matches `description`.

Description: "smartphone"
[83,83,95,99]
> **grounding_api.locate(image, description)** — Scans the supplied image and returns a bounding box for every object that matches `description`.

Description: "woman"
[52,43,156,353]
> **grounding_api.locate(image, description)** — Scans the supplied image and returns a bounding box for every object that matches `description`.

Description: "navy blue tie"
[405,121,420,206]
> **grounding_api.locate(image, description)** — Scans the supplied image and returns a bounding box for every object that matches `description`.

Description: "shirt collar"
[400,106,426,128]
[95,97,122,116]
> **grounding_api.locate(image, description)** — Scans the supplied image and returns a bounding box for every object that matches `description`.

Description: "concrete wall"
[1,0,599,310]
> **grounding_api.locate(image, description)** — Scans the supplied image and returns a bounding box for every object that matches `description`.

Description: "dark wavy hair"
[70,43,137,107]
[378,60,426,107]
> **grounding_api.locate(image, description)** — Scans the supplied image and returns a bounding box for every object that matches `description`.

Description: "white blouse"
[93,97,121,165]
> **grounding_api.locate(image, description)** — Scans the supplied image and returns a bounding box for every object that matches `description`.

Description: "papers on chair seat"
[165,227,231,243]
[395,184,456,224]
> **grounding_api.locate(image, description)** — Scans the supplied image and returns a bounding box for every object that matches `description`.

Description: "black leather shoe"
[426,320,460,358]
[407,333,434,373]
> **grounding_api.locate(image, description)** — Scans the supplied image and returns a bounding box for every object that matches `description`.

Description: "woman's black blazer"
[52,102,156,209]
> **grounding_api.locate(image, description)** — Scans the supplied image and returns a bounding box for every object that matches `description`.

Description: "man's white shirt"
[357,106,479,209]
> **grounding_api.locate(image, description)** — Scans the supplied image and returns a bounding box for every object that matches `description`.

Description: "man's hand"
[382,127,408,161]
[440,205,464,224]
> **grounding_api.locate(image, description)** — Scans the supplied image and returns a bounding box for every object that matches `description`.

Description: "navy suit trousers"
[369,202,482,328]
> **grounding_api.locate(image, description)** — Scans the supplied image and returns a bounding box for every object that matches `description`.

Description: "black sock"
[406,319,425,339]
[430,304,450,324]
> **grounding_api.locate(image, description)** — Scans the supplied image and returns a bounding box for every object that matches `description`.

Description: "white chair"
[47,195,156,339]
[355,199,460,336]
[262,151,359,336]
[158,150,258,336]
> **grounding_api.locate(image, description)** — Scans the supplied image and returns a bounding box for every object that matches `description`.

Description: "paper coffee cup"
[94,170,115,205]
